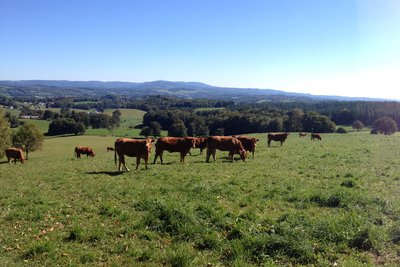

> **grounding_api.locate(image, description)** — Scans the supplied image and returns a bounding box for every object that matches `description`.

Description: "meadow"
[0,131,399,266]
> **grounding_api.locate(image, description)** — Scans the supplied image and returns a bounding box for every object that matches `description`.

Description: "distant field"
[19,119,50,134]
[0,131,399,266]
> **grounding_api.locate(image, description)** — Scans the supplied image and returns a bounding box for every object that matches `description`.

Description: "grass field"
[0,132,399,266]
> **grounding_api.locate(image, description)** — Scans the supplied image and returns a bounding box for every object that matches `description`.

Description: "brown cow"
[267,133,289,146]
[186,137,207,155]
[114,138,155,171]
[206,136,247,162]
[299,132,307,138]
[311,133,322,141]
[231,136,259,159]
[153,137,196,164]
[5,148,25,165]
[106,146,114,151]
[74,146,95,158]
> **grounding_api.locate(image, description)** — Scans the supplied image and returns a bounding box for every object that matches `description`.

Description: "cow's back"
[115,138,147,157]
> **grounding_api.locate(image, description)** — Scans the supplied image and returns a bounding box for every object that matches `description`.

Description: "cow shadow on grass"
[0,161,11,164]
[85,171,124,177]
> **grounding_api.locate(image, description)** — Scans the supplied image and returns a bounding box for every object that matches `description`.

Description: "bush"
[336,127,347,133]
[370,128,378,134]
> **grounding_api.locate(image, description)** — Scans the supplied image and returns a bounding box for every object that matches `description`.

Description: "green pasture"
[0,132,399,266]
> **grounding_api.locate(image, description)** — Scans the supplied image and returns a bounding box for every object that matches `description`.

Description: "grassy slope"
[0,132,399,266]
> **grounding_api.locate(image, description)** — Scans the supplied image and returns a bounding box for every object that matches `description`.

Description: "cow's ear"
[151,139,156,143]
[256,139,260,141]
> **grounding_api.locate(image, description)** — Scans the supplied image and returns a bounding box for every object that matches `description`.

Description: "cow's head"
[185,138,196,149]
[239,149,247,161]
[145,138,155,153]
[90,151,96,157]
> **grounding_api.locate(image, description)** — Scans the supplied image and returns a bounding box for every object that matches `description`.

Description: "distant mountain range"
[0,80,389,102]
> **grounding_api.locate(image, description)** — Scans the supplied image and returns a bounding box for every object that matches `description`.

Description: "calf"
[75,146,95,158]
[267,133,289,146]
[206,136,247,162]
[153,137,195,164]
[5,148,25,165]
[106,146,114,151]
[311,133,322,141]
[299,132,307,138]
[115,138,155,171]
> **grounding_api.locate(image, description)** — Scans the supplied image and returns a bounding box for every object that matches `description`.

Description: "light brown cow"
[206,136,247,162]
[74,146,95,158]
[186,137,207,155]
[231,136,259,159]
[153,137,196,164]
[114,138,155,171]
[299,132,307,138]
[311,133,322,141]
[267,133,289,146]
[5,148,25,165]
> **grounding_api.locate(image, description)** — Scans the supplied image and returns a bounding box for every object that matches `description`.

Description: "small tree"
[13,123,44,159]
[168,121,187,137]
[352,120,364,131]
[140,126,153,138]
[150,121,162,137]
[375,116,397,135]
[0,115,12,158]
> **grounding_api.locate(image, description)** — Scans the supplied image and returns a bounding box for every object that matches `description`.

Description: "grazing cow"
[186,137,207,155]
[74,146,95,158]
[114,138,155,171]
[267,133,289,146]
[107,146,114,152]
[206,136,247,162]
[153,137,196,164]
[5,148,25,165]
[311,133,322,141]
[299,132,307,138]
[232,136,259,159]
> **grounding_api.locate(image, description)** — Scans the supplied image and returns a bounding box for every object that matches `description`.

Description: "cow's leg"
[230,151,234,162]
[267,140,271,147]
[212,149,216,161]
[252,151,255,159]
[136,157,141,170]
[200,148,203,155]
[153,150,160,164]
[206,149,211,162]
[7,157,11,165]
[144,157,148,170]
[159,151,164,164]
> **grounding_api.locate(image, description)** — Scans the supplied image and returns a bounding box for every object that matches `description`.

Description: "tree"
[0,114,12,158]
[140,126,153,138]
[47,118,85,136]
[168,121,187,137]
[352,120,364,131]
[12,123,44,159]
[374,116,397,135]
[150,121,162,137]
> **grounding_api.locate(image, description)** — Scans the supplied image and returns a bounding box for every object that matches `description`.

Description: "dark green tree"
[12,123,44,159]
[374,116,397,135]
[0,114,12,158]
[140,126,153,137]
[168,121,187,137]
[150,121,162,137]
[352,120,364,131]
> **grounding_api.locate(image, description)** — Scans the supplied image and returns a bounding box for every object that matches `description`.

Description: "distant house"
[19,115,40,119]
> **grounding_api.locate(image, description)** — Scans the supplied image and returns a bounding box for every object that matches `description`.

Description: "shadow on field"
[85,171,124,176]
[0,161,10,164]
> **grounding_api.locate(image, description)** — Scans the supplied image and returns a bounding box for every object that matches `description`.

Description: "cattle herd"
[4,132,322,169]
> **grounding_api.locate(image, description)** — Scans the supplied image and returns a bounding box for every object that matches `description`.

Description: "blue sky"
[1,0,399,99]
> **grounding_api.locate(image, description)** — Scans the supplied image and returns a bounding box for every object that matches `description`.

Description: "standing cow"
[74,146,95,158]
[206,136,247,162]
[114,138,155,171]
[153,137,196,164]
[5,148,25,165]
[232,136,259,159]
[267,133,289,146]
[186,137,207,155]
[311,133,322,141]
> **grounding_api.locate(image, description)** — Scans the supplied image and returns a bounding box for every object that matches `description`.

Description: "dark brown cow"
[114,138,155,171]
[107,146,114,151]
[299,132,307,138]
[231,136,259,159]
[186,137,207,155]
[153,137,196,164]
[267,133,289,146]
[74,146,95,158]
[206,136,247,162]
[5,148,25,165]
[311,133,322,141]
